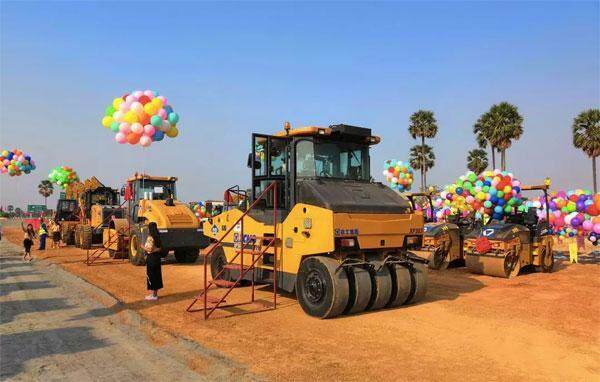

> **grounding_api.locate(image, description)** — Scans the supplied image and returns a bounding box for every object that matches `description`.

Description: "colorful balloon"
[48,166,79,189]
[101,90,180,148]
[0,149,36,176]
[382,160,414,192]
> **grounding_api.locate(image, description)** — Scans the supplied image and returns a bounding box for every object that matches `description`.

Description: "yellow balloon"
[152,97,163,108]
[144,102,156,115]
[113,97,123,109]
[166,126,179,138]
[102,116,113,128]
[124,111,138,124]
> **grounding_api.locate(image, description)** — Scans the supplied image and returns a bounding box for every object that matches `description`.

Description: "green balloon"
[504,205,512,213]
[468,173,477,182]
[110,121,120,132]
[463,181,472,189]
[497,191,504,198]
[105,105,115,116]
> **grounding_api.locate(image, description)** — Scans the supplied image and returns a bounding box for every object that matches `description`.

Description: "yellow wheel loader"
[53,198,79,245]
[103,174,208,265]
[70,177,123,249]
[203,123,429,318]
[463,183,554,278]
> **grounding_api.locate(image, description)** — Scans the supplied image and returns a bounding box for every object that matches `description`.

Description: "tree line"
[408,105,599,193]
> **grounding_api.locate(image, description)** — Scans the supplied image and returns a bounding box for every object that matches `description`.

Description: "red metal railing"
[84,198,130,265]
[187,181,278,319]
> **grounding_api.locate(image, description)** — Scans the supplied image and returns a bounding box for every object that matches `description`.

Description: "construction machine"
[70,177,123,249]
[406,192,478,269]
[202,123,429,319]
[103,174,208,265]
[463,182,554,278]
[53,198,79,245]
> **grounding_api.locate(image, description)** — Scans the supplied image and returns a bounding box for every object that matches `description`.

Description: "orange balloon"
[126,133,141,145]
[138,111,150,126]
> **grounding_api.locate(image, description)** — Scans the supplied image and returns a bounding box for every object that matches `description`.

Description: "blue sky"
[1,1,598,208]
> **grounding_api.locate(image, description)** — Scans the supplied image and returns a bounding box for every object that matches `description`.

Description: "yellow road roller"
[406,192,478,269]
[463,183,554,278]
[203,123,429,318]
[103,174,208,265]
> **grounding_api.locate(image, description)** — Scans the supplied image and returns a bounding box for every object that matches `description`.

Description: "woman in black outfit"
[144,222,163,301]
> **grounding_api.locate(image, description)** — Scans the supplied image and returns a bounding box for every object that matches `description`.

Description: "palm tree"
[467,149,488,174]
[474,102,523,170]
[473,118,497,169]
[409,144,435,187]
[408,110,438,190]
[38,180,54,208]
[572,109,600,193]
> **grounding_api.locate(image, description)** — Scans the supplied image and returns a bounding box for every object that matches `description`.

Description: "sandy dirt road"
[0,238,254,381]
[2,223,600,381]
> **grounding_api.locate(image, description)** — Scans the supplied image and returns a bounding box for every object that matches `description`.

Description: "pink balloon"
[115,132,127,144]
[594,223,600,234]
[130,102,143,113]
[582,220,593,231]
[125,95,135,103]
[133,90,143,99]
[143,124,156,136]
[119,122,131,133]
[157,95,167,105]
[158,108,167,119]
[140,135,152,147]
[131,122,144,134]
[143,90,154,99]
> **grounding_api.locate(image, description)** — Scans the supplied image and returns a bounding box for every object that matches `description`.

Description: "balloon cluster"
[433,169,523,221]
[525,189,600,244]
[101,90,180,147]
[48,166,79,189]
[0,149,36,176]
[191,201,209,220]
[382,160,414,192]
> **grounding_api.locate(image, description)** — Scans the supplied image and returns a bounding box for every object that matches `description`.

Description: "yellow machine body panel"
[204,203,423,276]
[137,199,200,230]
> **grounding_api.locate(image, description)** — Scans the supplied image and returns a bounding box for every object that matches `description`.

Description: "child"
[38,223,48,250]
[21,222,36,261]
[51,221,61,249]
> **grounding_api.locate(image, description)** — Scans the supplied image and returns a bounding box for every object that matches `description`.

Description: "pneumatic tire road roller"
[204,123,429,318]
[463,183,554,278]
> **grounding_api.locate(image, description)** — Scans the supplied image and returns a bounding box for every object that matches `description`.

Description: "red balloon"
[587,205,598,216]
[126,133,141,145]
[569,194,578,202]
[122,93,130,100]
[139,95,151,105]
[503,175,511,183]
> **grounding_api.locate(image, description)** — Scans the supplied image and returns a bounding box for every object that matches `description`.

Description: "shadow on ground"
[0,326,109,379]
[0,298,74,324]
[0,280,55,297]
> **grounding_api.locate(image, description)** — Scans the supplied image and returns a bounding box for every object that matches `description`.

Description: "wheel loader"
[53,198,79,245]
[70,177,123,249]
[103,174,208,265]
[463,183,554,278]
[203,123,429,319]
[406,192,478,269]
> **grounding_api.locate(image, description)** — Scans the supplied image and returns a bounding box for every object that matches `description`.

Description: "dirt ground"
[3,223,599,381]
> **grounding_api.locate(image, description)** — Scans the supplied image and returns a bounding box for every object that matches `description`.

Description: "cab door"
[251,134,290,210]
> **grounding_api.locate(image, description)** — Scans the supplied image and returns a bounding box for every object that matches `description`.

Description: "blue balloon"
[153,130,165,141]
[497,199,505,207]
[164,105,173,114]
[484,180,491,187]
[489,187,497,195]
[490,195,499,204]
[456,187,463,195]
[494,206,503,213]
[513,186,521,194]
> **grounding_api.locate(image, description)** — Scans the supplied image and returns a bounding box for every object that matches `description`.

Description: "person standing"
[38,223,48,250]
[51,221,61,249]
[21,222,36,261]
[144,222,163,301]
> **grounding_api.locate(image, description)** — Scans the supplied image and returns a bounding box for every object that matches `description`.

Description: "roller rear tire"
[387,264,412,308]
[296,256,349,319]
[366,260,392,311]
[343,266,372,314]
[405,262,428,304]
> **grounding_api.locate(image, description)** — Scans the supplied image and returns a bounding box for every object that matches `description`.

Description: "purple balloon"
[576,201,585,212]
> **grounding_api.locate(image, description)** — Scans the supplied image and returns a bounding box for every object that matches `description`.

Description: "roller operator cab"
[54,198,79,245]
[406,192,479,270]
[103,174,208,265]
[463,183,554,278]
[204,123,428,318]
